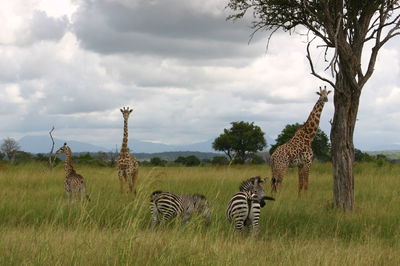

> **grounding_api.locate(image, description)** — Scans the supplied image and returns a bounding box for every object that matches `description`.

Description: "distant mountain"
[18,134,276,154]
[18,135,216,154]
[18,136,109,153]
[131,139,215,153]
[364,143,400,152]
[133,151,222,161]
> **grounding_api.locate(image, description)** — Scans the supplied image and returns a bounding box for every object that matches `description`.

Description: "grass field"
[0,162,399,265]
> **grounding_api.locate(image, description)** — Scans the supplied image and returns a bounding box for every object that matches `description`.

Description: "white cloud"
[0,0,399,151]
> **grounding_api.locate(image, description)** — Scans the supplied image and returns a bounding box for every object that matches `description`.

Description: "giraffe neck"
[121,119,129,154]
[64,147,75,176]
[300,99,325,143]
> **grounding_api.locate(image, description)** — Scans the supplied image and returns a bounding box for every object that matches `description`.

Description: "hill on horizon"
[18,135,218,154]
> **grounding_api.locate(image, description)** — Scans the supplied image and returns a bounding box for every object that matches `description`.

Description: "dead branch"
[306,39,336,90]
[49,126,56,168]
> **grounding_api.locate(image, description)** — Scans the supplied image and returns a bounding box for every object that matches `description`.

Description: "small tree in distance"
[270,123,331,162]
[213,121,267,164]
[1,138,20,162]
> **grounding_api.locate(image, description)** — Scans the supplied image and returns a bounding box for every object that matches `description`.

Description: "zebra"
[150,190,211,228]
[227,176,274,234]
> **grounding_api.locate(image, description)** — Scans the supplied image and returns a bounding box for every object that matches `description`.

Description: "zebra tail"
[263,196,275,201]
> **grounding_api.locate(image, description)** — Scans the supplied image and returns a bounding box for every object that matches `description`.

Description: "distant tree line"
[1,130,396,167]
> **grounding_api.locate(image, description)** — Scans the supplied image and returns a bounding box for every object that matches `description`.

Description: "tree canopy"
[1,138,20,162]
[270,123,331,162]
[226,0,400,211]
[213,121,267,164]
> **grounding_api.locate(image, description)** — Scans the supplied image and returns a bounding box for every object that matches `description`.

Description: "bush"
[248,153,265,164]
[211,156,229,165]
[184,155,201,167]
[150,157,167,167]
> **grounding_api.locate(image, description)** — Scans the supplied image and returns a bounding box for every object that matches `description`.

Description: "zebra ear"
[257,177,267,185]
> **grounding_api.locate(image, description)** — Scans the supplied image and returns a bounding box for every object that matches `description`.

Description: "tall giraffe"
[55,143,89,201]
[270,86,331,195]
[117,106,139,193]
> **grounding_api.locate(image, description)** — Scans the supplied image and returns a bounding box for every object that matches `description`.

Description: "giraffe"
[117,106,139,193]
[270,86,331,195]
[55,143,89,201]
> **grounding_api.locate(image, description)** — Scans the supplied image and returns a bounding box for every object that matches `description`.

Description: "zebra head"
[239,176,267,202]
[192,194,211,226]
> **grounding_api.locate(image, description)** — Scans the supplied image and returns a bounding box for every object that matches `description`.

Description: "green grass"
[0,162,399,265]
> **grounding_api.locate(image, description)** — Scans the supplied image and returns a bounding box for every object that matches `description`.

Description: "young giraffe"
[117,107,139,193]
[270,86,331,195]
[55,143,89,201]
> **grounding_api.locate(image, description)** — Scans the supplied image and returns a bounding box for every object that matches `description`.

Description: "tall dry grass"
[0,162,399,265]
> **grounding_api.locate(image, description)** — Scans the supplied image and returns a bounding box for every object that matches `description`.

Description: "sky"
[0,0,399,151]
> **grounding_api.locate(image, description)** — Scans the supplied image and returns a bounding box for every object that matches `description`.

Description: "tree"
[1,138,20,162]
[354,148,373,162]
[248,153,266,164]
[211,156,230,165]
[184,155,201,167]
[150,157,167,167]
[14,151,34,164]
[226,1,400,211]
[270,123,331,162]
[213,121,267,164]
[174,156,187,165]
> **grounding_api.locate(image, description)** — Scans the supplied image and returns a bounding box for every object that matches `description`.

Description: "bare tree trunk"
[49,126,56,168]
[330,72,360,211]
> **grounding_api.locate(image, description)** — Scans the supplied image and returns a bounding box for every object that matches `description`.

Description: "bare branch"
[306,40,336,90]
[48,126,56,169]
[361,4,400,87]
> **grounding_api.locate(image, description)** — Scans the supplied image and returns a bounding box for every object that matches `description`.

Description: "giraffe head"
[55,142,69,154]
[316,86,331,102]
[120,106,133,120]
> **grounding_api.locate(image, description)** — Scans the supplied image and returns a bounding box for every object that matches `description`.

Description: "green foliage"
[183,155,201,167]
[355,149,390,166]
[270,123,331,162]
[174,156,187,164]
[150,157,167,167]
[355,149,373,162]
[14,151,35,164]
[174,156,201,167]
[213,121,267,164]
[247,153,266,164]
[211,156,229,165]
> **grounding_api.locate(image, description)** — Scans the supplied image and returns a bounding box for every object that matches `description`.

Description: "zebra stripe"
[150,191,210,228]
[226,191,261,233]
[227,176,274,234]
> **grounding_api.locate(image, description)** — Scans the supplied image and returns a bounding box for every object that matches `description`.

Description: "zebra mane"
[239,176,263,192]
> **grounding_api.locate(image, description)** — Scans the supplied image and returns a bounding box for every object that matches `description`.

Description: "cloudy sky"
[1,0,399,151]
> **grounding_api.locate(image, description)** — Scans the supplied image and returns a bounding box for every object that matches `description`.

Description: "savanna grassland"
[0,162,399,265]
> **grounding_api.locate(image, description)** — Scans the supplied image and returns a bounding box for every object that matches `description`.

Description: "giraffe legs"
[271,167,286,193]
[298,162,311,196]
[128,169,139,194]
